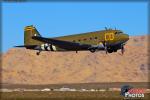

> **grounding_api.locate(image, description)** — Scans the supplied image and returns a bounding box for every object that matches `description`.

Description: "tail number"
[105,33,114,41]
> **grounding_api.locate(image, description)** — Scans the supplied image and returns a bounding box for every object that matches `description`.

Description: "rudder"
[24,25,41,45]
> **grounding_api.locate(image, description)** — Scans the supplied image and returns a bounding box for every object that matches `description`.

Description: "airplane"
[15,25,129,55]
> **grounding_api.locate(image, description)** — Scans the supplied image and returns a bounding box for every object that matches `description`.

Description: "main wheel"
[107,49,113,53]
[90,49,95,53]
[113,49,117,52]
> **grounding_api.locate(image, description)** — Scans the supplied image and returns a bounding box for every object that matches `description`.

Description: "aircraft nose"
[124,34,129,41]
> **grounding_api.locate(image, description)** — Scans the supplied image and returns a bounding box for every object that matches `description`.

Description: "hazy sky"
[2,2,148,52]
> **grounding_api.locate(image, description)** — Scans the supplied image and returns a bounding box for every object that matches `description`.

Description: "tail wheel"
[36,50,41,55]
[36,52,40,55]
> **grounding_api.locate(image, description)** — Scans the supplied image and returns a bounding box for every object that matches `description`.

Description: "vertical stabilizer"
[24,25,42,45]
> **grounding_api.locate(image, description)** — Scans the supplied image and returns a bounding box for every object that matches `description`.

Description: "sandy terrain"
[1,35,149,84]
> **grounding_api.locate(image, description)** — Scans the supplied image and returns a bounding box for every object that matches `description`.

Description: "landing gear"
[90,49,96,53]
[36,50,41,55]
[103,42,125,55]
[107,49,113,53]
[113,49,117,52]
[104,42,108,54]
[121,45,125,55]
[105,46,108,54]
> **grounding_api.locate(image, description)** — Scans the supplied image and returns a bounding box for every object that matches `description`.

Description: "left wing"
[32,36,92,51]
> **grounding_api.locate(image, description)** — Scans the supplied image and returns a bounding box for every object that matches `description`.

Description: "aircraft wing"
[32,36,92,51]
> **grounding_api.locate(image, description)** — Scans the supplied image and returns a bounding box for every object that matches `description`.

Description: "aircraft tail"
[24,25,41,45]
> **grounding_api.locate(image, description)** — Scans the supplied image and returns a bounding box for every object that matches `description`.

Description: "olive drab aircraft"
[15,25,129,55]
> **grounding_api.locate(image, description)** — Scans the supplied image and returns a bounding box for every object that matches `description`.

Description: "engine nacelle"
[41,43,56,51]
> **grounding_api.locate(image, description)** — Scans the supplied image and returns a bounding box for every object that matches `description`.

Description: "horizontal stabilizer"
[15,45,38,49]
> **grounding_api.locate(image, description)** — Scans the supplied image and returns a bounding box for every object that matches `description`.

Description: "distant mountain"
[1,35,149,84]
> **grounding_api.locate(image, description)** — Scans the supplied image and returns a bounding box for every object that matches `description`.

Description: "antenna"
[108,28,112,30]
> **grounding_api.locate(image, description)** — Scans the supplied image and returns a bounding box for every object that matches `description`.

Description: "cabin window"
[73,40,76,42]
[115,31,123,34]
[83,38,87,41]
[95,37,98,39]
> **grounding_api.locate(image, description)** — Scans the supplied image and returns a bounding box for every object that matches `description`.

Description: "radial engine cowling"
[41,43,56,51]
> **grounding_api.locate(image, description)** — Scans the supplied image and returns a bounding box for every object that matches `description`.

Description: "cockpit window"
[115,31,123,35]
